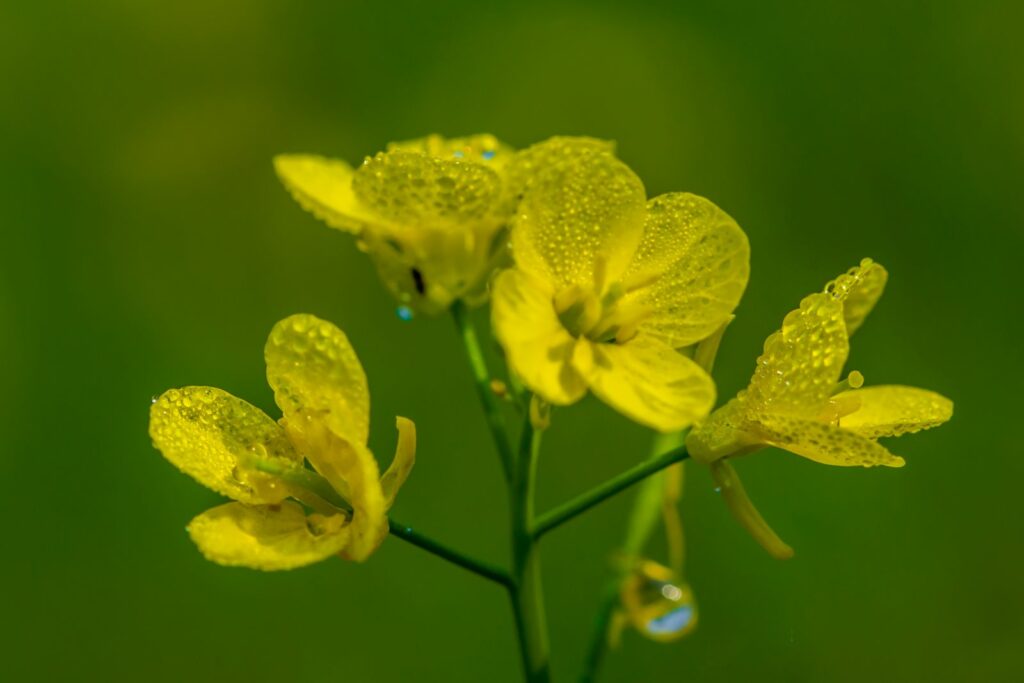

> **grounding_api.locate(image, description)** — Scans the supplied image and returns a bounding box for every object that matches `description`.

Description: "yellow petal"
[380,416,416,508]
[265,314,369,445]
[621,193,750,348]
[825,258,888,336]
[584,335,716,432]
[149,386,298,504]
[187,501,351,571]
[755,413,905,467]
[506,136,614,198]
[351,150,503,228]
[745,291,850,419]
[274,154,377,234]
[491,268,588,405]
[387,133,515,170]
[685,398,759,463]
[509,141,645,290]
[280,415,387,561]
[834,385,952,439]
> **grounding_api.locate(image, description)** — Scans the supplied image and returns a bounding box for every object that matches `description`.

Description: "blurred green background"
[3,1,1021,681]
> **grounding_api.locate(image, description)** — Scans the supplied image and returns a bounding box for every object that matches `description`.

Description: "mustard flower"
[687,259,952,466]
[686,259,952,557]
[149,314,416,570]
[491,138,750,432]
[275,134,517,315]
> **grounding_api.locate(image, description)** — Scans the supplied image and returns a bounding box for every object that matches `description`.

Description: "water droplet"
[621,560,698,642]
[482,149,496,160]
[396,305,414,322]
[452,150,465,159]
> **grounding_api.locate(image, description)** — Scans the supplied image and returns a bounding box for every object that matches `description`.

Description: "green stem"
[389,519,513,587]
[509,416,551,682]
[533,444,690,539]
[253,459,511,587]
[579,582,620,683]
[451,300,516,483]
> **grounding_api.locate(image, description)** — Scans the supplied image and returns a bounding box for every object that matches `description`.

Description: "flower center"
[553,282,648,344]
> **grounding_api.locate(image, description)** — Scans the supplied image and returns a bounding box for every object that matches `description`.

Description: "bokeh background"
[3,1,1021,681]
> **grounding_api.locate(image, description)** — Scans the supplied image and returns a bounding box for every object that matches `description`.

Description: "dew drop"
[396,305,414,322]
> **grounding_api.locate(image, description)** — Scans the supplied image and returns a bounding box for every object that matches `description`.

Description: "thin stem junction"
[532,444,690,539]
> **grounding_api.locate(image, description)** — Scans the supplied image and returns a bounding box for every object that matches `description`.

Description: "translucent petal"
[505,136,615,199]
[835,385,953,439]
[685,398,759,463]
[509,143,646,290]
[387,133,515,172]
[351,150,503,229]
[274,155,377,234]
[380,416,416,508]
[281,417,388,562]
[744,291,850,419]
[491,268,588,404]
[149,386,298,504]
[187,501,352,571]
[622,194,750,347]
[754,414,905,467]
[584,336,716,433]
[265,314,369,445]
[824,258,887,336]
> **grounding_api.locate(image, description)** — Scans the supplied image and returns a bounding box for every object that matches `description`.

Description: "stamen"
[832,370,865,394]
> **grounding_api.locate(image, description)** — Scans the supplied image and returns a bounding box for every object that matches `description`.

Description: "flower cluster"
[150,132,952,674]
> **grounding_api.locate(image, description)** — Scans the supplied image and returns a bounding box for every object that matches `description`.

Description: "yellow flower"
[687,258,953,467]
[149,314,416,570]
[275,134,517,315]
[491,137,750,432]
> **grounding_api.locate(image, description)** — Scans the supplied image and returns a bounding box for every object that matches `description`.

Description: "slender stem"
[509,416,551,682]
[389,519,512,587]
[579,582,620,683]
[254,459,511,586]
[451,300,516,483]
[533,444,690,540]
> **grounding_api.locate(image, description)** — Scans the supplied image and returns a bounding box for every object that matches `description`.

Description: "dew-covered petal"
[380,416,416,508]
[505,136,615,198]
[265,314,370,445]
[622,193,750,348]
[584,336,716,433]
[187,501,352,571]
[685,398,759,463]
[491,268,589,404]
[834,385,952,439]
[149,386,298,504]
[274,155,378,234]
[281,417,388,562]
[509,141,646,290]
[755,414,905,467]
[387,133,515,171]
[825,258,887,336]
[352,150,503,230]
[745,292,850,419]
